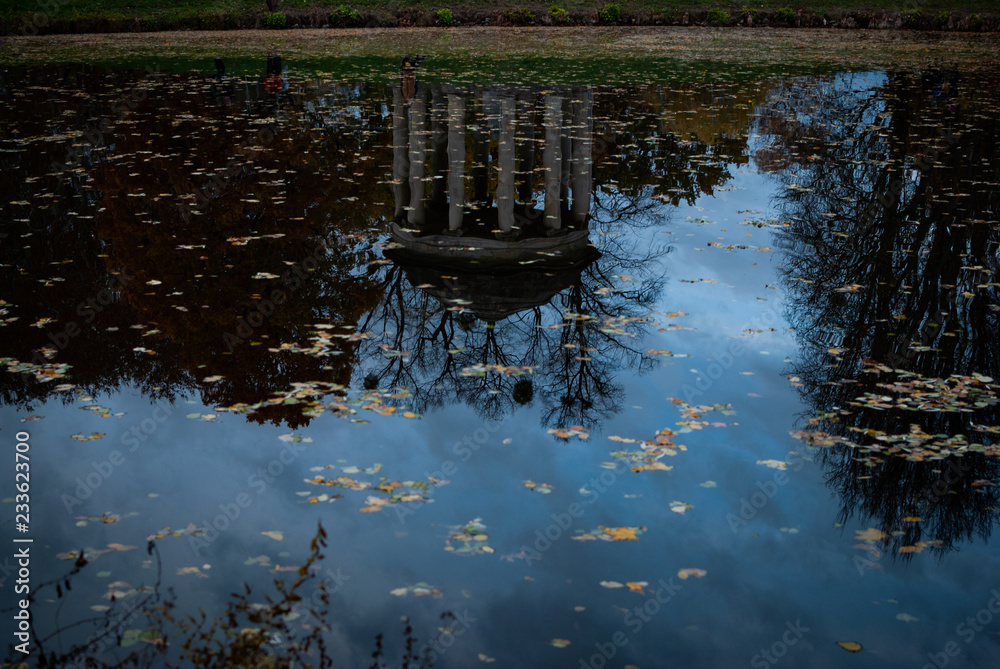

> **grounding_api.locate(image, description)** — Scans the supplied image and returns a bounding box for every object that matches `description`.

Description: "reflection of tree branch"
[762,70,1000,554]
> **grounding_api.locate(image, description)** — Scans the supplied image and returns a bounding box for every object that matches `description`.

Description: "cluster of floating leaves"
[791,425,999,464]
[460,364,535,378]
[2,355,72,383]
[854,527,944,558]
[572,526,647,542]
[791,367,1000,463]
[610,399,736,471]
[390,583,443,598]
[444,518,494,556]
[215,381,421,423]
[523,480,553,494]
[850,366,997,413]
[303,462,447,512]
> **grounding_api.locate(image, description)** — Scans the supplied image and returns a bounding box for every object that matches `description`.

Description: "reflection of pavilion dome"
[386,223,600,322]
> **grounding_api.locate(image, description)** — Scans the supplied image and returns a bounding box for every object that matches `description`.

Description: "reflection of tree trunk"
[407,90,428,226]
[543,94,563,232]
[571,89,593,226]
[497,95,516,234]
[447,93,466,231]
[392,85,410,220]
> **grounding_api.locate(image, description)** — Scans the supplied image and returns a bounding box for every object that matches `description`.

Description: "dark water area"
[1,58,1000,668]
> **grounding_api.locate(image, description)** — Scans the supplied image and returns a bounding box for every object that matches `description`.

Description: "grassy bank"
[3,27,999,76]
[2,0,998,35]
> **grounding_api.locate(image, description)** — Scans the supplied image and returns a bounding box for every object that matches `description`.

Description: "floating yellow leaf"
[855,528,886,542]
[837,641,863,652]
[677,568,707,580]
[600,526,642,541]
[625,581,648,594]
[106,543,136,552]
[261,531,283,541]
[756,459,788,470]
[550,639,571,648]
[632,462,673,472]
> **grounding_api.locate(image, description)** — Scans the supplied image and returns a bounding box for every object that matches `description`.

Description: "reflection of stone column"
[497,95,516,234]
[430,86,448,208]
[543,93,563,232]
[516,92,535,207]
[447,93,466,232]
[407,90,428,226]
[570,89,593,226]
[392,85,410,221]
[472,90,490,207]
[560,99,571,205]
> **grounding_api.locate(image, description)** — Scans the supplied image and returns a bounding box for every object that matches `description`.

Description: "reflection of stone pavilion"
[387,83,599,321]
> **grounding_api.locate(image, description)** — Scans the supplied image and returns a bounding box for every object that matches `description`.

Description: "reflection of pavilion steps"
[385,223,600,322]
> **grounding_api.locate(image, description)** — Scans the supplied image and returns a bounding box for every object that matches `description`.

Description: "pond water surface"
[2,49,1000,669]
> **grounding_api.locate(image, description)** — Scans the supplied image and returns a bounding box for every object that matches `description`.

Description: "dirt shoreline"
[4,5,998,37]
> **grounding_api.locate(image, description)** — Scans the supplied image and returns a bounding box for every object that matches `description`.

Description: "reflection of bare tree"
[351,84,682,430]
[757,70,1000,554]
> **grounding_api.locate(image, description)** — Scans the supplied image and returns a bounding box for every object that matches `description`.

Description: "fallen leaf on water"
[106,543,136,552]
[625,581,648,594]
[756,459,788,470]
[855,528,886,542]
[600,581,624,589]
[550,639,571,648]
[677,568,707,580]
[478,654,495,663]
[836,641,863,652]
[670,501,693,515]
[896,613,919,623]
[600,526,645,541]
[261,531,283,541]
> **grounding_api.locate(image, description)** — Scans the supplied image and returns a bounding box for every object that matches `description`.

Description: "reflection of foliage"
[0,66,390,426]
[758,70,1000,554]
[0,67,758,430]
[9,524,450,668]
